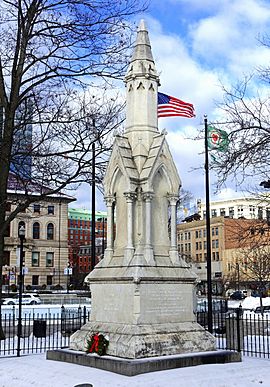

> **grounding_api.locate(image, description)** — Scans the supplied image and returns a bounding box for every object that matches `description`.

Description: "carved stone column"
[123,192,137,264]
[168,195,180,264]
[142,192,155,265]
[104,195,115,258]
[168,195,178,249]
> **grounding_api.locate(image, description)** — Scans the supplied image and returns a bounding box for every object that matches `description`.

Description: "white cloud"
[189,0,270,74]
[73,2,270,209]
[146,17,223,121]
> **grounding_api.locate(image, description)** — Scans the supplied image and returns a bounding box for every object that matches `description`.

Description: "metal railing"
[1,302,270,359]
[0,306,90,357]
[197,302,270,359]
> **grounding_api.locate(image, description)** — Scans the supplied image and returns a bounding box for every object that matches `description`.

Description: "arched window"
[18,221,26,237]
[47,223,54,240]
[33,222,40,239]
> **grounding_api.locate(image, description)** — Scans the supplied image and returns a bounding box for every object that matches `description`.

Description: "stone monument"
[69,20,216,359]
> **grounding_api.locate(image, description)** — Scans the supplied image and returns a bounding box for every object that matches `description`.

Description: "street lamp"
[236,263,240,291]
[17,224,25,357]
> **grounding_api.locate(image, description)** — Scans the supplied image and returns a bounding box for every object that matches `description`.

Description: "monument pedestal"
[69,264,216,357]
[70,321,216,359]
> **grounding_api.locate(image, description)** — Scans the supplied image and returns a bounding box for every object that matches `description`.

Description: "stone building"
[3,189,75,290]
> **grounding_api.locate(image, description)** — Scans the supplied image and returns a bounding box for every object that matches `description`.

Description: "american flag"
[157,92,195,118]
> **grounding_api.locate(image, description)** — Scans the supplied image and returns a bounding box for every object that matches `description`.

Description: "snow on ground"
[0,353,269,387]
[228,296,270,310]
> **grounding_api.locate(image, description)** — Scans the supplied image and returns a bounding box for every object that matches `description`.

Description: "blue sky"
[73,0,270,211]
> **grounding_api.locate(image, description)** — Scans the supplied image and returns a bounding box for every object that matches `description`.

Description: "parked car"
[2,293,41,305]
[230,290,246,300]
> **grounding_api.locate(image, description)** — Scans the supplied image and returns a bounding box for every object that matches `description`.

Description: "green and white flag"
[207,126,228,151]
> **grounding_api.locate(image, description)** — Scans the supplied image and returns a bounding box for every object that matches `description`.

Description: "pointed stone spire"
[124,20,160,173]
[130,19,154,63]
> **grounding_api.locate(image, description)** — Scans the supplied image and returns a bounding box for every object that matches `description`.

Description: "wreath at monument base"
[86,332,109,356]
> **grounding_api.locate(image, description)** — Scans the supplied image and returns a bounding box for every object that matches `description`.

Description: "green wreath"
[86,332,109,356]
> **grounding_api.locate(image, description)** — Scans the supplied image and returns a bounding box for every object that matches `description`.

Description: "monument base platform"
[69,321,216,358]
[46,348,241,376]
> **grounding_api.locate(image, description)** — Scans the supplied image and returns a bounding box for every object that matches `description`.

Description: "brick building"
[177,216,270,294]
[68,208,107,283]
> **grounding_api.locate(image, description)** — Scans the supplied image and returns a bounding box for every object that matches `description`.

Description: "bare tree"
[228,220,270,311]
[177,188,195,223]
[0,0,146,337]
[210,76,270,192]
[238,243,270,313]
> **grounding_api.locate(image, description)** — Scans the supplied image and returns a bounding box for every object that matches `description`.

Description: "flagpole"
[91,120,96,272]
[204,115,213,333]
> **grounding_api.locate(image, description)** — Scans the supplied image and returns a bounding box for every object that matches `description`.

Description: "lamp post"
[17,224,25,357]
[236,263,240,291]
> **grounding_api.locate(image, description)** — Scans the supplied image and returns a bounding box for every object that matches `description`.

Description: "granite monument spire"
[69,20,216,358]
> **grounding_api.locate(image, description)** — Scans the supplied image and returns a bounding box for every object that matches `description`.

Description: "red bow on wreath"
[86,332,109,356]
[89,334,99,353]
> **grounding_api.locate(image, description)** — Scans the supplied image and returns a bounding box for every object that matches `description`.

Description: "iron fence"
[1,302,270,359]
[0,306,90,357]
[197,302,270,359]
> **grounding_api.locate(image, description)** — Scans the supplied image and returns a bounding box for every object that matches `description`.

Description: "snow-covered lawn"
[0,353,269,387]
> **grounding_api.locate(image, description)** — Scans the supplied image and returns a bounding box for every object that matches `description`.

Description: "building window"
[195,230,202,238]
[229,207,234,218]
[33,204,40,213]
[237,205,243,217]
[48,205,54,215]
[220,208,226,216]
[212,227,218,236]
[212,239,219,248]
[47,223,54,240]
[32,275,39,286]
[249,205,255,218]
[47,275,53,286]
[32,252,40,267]
[258,207,263,220]
[211,209,217,218]
[46,252,54,267]
[33,222,40,239]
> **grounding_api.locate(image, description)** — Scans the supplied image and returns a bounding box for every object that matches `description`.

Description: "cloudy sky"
[73,0,270,211]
